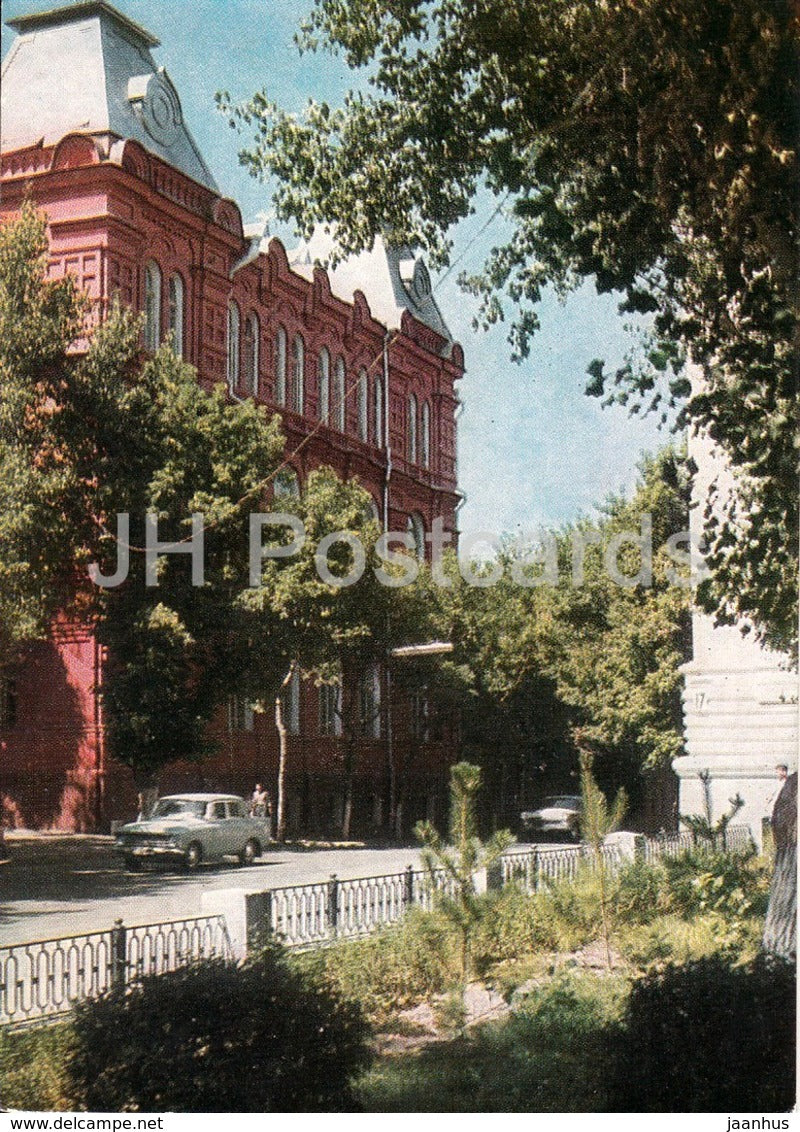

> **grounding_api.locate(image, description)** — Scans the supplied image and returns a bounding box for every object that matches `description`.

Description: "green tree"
[244,466,434,838]
[92,330,285,787]
[577,746,627,969]
[0,201,87,655]
[415,760,512,981]
[431,447,691,825]
[0,206,287,789]
[224,0,798,655]
[531,448,692,816]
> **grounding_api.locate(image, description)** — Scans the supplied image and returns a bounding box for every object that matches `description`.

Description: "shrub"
[0,1023,74,1111]
[608,955,797,1111]
[664,849,770,920]
[614,859,669,924]
[533,868,608,952]
[473,885,557,969]
[68,949,371,1112]
[295,907,460,1023]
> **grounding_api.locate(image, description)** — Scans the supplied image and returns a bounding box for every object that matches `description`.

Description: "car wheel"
[184,841,203,870]
[239,839,260,866]
[124,855,142,872]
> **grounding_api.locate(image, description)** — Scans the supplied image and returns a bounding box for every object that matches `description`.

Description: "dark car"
[519,794,582,842]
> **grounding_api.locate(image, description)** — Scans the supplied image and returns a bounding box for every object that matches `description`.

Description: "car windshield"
[151,799,205,819]
[544,796,581,809]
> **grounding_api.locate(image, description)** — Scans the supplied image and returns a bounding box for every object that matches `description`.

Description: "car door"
[222,800,251,854]
[203,800,228,858]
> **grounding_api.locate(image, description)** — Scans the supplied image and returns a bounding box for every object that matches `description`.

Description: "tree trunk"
[274,664,295,843]
[341,727,358,839]
[763,772,797,960]
[339,673,360,840]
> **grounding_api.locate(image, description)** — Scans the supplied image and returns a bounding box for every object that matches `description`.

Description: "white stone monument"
[674,380,798,847]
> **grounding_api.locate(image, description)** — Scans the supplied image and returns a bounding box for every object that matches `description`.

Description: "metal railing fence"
[269,865,459,946]
[1,825,752,1024]
[0,914,231,1026]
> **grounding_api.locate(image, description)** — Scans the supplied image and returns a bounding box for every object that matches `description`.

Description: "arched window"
[291,335,305,414]
[274,467,300,499]
[407,512,425,558]
[408,394,418,463]
[318,348,330,423]
[366,497,381,525]
[357,368,369,442]
[226,301,240,391]
[243,313,259,396]
[143,261,161,351]
[334,357,346,431]
[167,273,184,357]
[421,400,431,468]
[374,372,384,448]
[274,327,287,406]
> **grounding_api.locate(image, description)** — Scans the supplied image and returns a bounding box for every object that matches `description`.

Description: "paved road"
[0,835,428,946]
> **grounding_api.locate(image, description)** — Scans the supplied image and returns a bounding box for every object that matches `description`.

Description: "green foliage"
[293,908,460,1023]
[0,206,290,779]
[0,1023,75,1112]
[68,951,370,1112]
[356,970,626,1112]
[608,955,797,1111]
[243,464,435,838]
[613,859,669,924]
[578,750,627,968]
[225,0,798,654]
[680,771,746,847]
[663,848,770,921]
[472,885,558,967]
[416,761,512,979]
[431,448,691,822]
[0,201,85,654]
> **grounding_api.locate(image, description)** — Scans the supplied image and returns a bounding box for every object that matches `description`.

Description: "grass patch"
[0,1023,75,1112]
[357,969,627,1112]
[291,907,461,1024]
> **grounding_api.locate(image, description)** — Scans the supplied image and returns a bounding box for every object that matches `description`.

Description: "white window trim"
[318,348,330,423]
[227,301,240,391]
[408,393,418,464]
[144,261,161,351]
[167,273,184,358]
[358,368,369,442]
[291,335,305,414]
[245,313,260,395]
[374,373,383,448]
[275,327,287,406]
[334,357,346,431]
[421,400,431,468]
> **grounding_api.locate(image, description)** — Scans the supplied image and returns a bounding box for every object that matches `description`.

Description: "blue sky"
[2,0,678,536]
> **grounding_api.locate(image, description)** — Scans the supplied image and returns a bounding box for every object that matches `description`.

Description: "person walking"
[250,782,271,818]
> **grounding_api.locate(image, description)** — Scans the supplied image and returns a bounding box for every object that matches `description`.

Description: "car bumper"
[116,844,185,860]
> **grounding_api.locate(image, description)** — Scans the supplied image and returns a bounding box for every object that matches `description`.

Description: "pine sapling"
[578,748,627,970]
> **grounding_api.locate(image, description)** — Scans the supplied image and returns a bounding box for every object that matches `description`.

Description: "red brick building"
[0,1,463,834]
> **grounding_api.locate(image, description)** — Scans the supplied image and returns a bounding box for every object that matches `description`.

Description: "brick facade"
[0,2,462,833]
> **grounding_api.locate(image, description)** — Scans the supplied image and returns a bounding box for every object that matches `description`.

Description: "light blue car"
[116,793,271,871]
